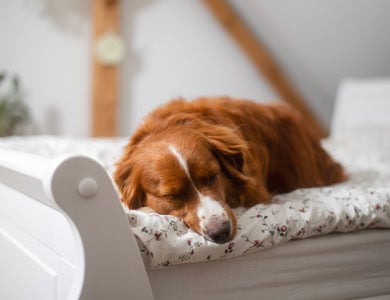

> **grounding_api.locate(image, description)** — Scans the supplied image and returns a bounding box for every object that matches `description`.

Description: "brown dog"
[114,97,346,243]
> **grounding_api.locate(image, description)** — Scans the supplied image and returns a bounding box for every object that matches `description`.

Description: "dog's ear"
[113,149,145,209]
[199,124,250,182]
[199,123,271,206]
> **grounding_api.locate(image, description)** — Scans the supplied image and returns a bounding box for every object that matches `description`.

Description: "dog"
[114,97,346,243]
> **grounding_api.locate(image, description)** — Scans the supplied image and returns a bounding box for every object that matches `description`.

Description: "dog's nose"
[206,220,231,244]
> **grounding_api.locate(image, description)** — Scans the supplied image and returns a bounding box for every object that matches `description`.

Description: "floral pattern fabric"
[125,186,390,269]
[124,130,390,268]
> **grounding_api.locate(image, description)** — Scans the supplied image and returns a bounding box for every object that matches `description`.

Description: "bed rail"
[0,148,154,300]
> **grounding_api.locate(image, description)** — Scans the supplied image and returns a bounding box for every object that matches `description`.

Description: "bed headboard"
[90,0,326,138]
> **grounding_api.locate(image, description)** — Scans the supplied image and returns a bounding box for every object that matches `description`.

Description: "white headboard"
[332,78,390,136]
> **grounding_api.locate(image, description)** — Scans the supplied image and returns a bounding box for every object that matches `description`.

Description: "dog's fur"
[114,97,346,243]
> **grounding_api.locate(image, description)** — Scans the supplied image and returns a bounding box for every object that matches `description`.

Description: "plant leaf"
[12,76,20,93]
[0,72,6,86]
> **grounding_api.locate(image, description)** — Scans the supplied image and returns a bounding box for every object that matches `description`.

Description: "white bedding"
[1,130,389,270]
[127,130,390,268]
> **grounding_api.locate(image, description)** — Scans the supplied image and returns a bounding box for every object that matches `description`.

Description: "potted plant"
[0,72,33,136]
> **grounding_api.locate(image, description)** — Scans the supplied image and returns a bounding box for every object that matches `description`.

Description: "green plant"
[0,72,33,136]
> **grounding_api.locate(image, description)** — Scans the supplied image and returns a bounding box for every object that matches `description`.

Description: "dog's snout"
[206,220,231,244]
[196,195,235,243]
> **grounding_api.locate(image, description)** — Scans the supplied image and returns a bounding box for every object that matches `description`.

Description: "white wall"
[119,0,276,135]
[230,0,390,125]
[0,0,91,136]
[0,0,276,136]
[1,0,389,136]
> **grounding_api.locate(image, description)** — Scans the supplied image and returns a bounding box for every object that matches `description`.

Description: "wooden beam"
[91,0,119,137]
[202,0,327,137]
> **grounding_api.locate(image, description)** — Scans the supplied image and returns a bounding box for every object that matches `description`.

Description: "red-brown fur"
[114,97,346,242]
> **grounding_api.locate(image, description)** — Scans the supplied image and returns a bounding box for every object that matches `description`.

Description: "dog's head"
[114,116,256,243]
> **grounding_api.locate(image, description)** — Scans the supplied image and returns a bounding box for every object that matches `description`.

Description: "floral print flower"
[154,232,162,241]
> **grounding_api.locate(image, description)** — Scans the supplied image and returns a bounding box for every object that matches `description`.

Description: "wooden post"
[203,0,327,137]
[91,0,120,137]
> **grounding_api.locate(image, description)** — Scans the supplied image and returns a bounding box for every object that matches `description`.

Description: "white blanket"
[1,131,389,269]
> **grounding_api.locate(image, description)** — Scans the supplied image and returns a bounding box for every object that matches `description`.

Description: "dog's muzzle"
[204,217,232,244]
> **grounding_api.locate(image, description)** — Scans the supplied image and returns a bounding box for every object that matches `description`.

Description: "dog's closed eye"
[203,173,218,186]
[165,193,183,201]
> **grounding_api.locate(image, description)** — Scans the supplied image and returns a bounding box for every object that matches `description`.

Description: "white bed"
[1,79,390,299]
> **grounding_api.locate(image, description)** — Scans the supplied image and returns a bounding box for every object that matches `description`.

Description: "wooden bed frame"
[91,0,326,138]
[1,144,389,299]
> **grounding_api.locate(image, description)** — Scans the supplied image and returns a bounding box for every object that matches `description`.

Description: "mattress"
[148,229,390,300]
